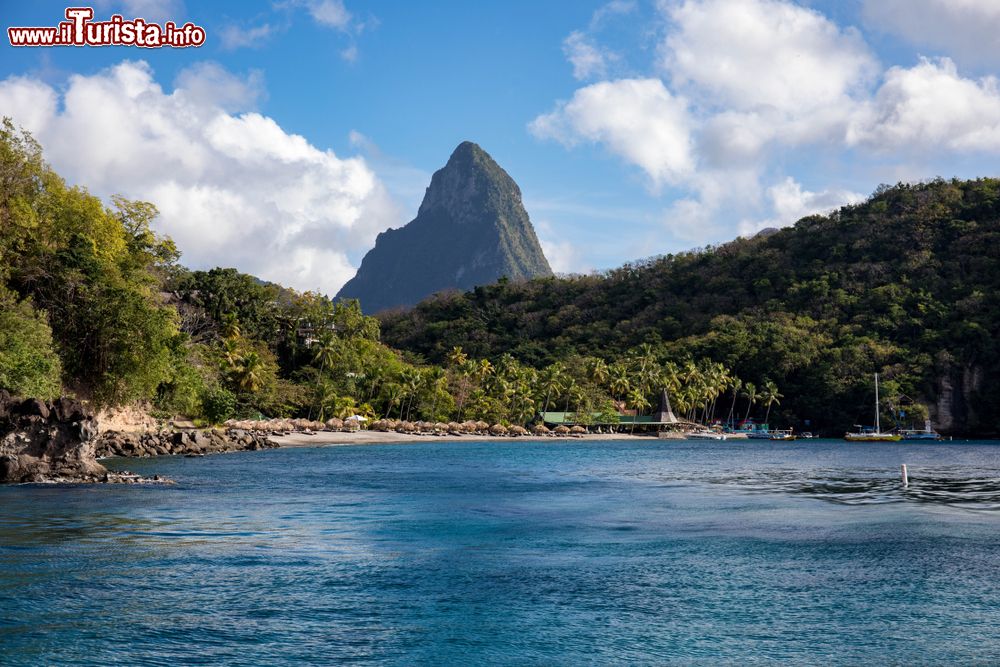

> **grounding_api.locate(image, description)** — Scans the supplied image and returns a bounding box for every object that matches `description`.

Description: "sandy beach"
[270,431,660,448]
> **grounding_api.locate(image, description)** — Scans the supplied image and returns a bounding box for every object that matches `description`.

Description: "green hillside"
[380,179,1000,435]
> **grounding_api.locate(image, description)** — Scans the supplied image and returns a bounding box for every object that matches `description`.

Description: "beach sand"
[270,431,660,448]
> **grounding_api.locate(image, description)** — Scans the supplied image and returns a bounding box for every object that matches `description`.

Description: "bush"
[202,386,236,424]
[0,291,62,398]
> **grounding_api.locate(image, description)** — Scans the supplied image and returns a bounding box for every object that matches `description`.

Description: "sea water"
[2,439,1000,665]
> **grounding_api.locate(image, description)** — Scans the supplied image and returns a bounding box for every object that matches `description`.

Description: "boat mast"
[874,372,880,433]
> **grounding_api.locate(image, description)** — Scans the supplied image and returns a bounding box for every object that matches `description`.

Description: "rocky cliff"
[336,141,553,314]
[0,391,106,483]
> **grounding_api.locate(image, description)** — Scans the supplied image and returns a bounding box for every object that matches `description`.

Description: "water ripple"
[703,467,1000,509]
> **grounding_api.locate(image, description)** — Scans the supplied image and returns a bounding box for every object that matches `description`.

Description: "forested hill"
[380,179,1000,435]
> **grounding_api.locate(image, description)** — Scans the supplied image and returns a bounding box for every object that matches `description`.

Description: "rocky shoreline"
[95,428,277,458]
[0,391,109,483]
[1,391,279,484]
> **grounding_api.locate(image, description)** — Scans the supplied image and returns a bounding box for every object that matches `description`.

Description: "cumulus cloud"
[532,0,1000,254]
[862,0,1000,68]
[173,61,265,112]
[738,178,864,237]
[663,0,877,114]
[0,61,398,296]
[529,78,694,187]
[536,217,589,275]
[849,57,1000,152]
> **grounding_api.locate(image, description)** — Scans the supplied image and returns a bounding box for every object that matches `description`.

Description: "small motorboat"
[686,431,728,441]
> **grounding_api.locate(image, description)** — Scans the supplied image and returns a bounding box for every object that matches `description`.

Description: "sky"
[2,0,1000,296]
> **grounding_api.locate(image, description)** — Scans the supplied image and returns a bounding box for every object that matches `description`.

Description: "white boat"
[844,373,902,442]
[687,431,728,440]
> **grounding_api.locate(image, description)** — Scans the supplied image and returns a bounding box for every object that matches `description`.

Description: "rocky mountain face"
[336,141,553,313]
[0,392,105,483]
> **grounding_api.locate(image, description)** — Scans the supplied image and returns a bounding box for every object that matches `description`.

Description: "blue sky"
[2,0,999,294]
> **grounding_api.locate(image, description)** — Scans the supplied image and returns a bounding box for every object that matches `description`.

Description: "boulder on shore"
[0,391,107,483]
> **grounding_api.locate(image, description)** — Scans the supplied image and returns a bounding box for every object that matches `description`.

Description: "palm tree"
[587,358,609,386]
[725,378,743,428]
[538,362,565,417]
[448,346,468,368]
[477,358,493,383]
[761,379,783,424]
[400,368,423,421]
[741,382,757,423]
[382,382,403,420]
[233,349,265,393]
[426,367,447,421]
[627,387,651,434]
[312,331,337,373]
[609,362,631,402]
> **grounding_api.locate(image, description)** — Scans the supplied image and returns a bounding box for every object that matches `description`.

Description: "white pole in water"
[901,464,909,487]
[875,372,881,433]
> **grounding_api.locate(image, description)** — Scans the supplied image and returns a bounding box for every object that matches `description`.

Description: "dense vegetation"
[3,119,995,434]
[381,179,1000,435]
[2,121,747,430]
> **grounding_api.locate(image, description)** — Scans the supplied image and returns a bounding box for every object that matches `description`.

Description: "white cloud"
[663,0,877,113]
[862,0,1000,68]
[173,61,265,112]
[0,76,56,134]
[534,219,589,275]
[738,177,864,237]
[219,23,274,50]
[529,78,694,187]
[303,0,352,30]
[591,0,637,28]
[533,0,1000,256]
[340,45,359,63]
[0,61,398,296]
[563,31,613,81]
[849,57,1000,152]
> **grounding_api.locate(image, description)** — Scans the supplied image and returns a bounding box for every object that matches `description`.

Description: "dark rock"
[0,393,105,483]
[94,428,277,460]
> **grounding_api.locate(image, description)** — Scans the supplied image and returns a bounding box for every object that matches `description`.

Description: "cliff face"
[336,141,552,314]
[0,392,105,483]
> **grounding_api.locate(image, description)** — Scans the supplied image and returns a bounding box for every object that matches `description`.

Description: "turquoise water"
[3,439,1000,665]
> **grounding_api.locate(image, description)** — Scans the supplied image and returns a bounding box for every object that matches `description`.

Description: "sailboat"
[844,373,902,442]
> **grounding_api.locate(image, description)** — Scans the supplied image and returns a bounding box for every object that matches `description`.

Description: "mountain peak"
[336,142,552,313]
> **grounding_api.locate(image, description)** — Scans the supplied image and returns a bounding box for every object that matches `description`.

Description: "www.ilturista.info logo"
[8,7,206,48]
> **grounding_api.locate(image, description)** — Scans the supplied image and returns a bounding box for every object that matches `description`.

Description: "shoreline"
[270,431,661,448]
